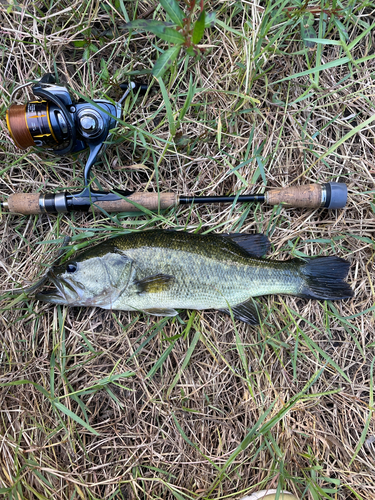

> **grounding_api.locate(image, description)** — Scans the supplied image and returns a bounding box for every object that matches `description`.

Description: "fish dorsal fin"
[135,273,175,294]
[223,233,270,257]
[220,299,261,325]
[143,308,178,317]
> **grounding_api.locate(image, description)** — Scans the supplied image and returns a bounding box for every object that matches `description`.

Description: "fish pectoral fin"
[220,299,261,325]
[223,233,270,257]
[135,273,175,294]
[143,308,178,317]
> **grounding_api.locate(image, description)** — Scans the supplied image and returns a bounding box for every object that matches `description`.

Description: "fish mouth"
[36,270,78,305]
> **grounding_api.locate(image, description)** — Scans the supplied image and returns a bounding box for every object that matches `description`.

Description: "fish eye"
[66,262,77,273]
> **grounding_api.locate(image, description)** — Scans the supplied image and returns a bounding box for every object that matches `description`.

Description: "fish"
[36,230,353,325]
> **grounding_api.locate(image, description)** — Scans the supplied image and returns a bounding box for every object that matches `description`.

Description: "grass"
[0,0,375,499]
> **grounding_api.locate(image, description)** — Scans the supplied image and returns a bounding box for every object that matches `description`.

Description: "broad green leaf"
[72,40,86,48]
[83,47,90,61]
[124,20,185,45]
[159,0,185,27]
[100,58,109,80]
[159,27,185,44]
[152,45,181,78]
[302,12,314,27]
[205,11,216,28]
[192,11,205,44]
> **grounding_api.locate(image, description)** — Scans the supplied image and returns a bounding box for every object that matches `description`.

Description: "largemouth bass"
[36,230,353,325]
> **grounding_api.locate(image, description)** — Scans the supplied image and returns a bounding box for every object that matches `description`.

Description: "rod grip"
[92,192,178,213]
[265,184,322,208]
[7,193,42,214]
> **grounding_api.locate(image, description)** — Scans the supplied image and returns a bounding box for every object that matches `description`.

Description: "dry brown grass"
[0,1,375,499]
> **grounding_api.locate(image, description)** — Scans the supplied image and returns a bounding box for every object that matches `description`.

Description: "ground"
[0,1,374,499]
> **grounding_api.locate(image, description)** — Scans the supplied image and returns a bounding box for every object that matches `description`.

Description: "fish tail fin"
[297,256,353,300]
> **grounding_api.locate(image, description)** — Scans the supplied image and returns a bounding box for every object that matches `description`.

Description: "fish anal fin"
[220,299,261,325]
[223,233,270,257]
[143,308,178,317]
[135,273,175,294]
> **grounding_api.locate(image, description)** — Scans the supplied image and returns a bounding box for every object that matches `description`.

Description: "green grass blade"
[146,341,176,379]
[349,357,374,465]
[177,74,196,123]
[347,20,375,51]
[157,76,176,135]
[167,326,200,397]
[53,401,99,436]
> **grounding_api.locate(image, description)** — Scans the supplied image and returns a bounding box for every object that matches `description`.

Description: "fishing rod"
[2,182,346,214]
[1,73,347,215]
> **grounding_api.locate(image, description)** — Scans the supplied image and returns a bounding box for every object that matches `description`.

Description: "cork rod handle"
[91,192,178,212]
[265,184,322,208]
[8,193,41,214]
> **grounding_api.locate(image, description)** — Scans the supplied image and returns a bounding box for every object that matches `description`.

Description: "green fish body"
[37,230,353,325]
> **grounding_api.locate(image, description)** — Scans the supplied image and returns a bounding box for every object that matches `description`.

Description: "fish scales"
[114,247,294,311]
[79,231,301,310]
[36,230,353,325]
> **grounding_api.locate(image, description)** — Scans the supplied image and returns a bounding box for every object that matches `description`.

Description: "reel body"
[6,73,120,160]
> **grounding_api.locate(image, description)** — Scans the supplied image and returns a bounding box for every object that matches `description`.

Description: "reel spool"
[6,100,67,150]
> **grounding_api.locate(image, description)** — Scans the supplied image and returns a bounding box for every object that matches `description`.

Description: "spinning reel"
[5,73,149,213]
